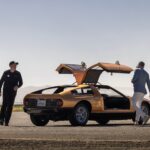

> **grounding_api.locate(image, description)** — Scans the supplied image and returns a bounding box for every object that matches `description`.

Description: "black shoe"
[5,121,9,126]
[138,117,143,125]
[0,120,4,126]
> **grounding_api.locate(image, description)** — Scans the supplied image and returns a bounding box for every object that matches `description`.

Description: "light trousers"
[132,92,145,122]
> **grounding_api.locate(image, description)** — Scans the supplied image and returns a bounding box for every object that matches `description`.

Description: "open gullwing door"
[56,64,86,84]
[56,63,133,85]
[81,62,133,84]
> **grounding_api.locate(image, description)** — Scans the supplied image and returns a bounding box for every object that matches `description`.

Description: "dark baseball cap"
[9,61,19,66]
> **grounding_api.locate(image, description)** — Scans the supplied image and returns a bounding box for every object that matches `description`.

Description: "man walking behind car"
[132,61,150,125]
[0,61,23,126]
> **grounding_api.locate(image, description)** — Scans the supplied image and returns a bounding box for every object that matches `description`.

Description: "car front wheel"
[30,114,49,126]
[69,104,89,126]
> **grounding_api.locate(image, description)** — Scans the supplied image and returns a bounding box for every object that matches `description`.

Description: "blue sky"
[0,0,150,88]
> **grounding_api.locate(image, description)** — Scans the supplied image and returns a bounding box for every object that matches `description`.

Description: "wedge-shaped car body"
[24,62,150,126]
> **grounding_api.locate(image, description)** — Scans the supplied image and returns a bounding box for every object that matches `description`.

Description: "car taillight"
[56,99,63,107]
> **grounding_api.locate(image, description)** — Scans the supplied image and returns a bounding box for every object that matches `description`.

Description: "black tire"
[96,119,109,126]
[132,104,150,125]
[30,114,49,126]
[69,104,89,126]
[142,104,150,116]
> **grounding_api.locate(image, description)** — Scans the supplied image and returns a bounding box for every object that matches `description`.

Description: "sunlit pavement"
[0,112,150,150]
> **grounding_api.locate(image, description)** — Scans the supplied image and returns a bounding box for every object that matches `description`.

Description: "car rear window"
[42,86,76,94]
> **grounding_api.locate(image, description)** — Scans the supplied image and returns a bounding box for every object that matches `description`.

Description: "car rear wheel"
[30,114,49,126]
[69,104,89,126]
[96,119,109,126]
[142,104,150,116]
[132,104,150,124]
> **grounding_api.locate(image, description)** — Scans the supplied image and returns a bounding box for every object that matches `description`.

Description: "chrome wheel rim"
[75,106,88,124]
[142,105,149,115]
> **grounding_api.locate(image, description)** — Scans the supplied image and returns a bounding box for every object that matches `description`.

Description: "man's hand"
[14,86,18,91]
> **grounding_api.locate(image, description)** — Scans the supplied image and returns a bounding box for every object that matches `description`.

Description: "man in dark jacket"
[0,61,23,126]
[132,61,150,125]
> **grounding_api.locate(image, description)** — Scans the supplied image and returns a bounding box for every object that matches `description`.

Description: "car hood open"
[56,62,133,85]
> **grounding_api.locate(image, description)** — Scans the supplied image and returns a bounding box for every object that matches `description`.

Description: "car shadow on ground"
[42,123,149,128]
[45,122,150,127]
[11,123,150,128]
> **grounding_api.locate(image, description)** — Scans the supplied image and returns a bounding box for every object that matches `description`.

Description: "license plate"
[37,100,46,107]
[30,110,42,113]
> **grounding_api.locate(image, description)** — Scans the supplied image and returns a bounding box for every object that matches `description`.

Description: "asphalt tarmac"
[0,112,150,150]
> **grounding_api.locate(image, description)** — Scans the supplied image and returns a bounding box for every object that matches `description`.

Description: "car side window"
[71,89,82,95]
[71,88,94,96]
[82,88,94,95]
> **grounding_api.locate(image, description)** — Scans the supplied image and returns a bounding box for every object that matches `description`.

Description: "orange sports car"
[23,62,150,126]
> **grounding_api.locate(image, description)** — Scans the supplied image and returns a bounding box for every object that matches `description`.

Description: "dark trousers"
[0,90,16,124]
